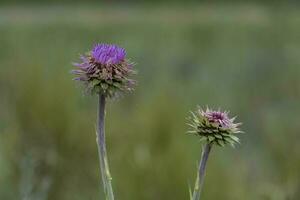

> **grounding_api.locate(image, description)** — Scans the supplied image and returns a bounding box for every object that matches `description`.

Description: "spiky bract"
[188,107,242,147]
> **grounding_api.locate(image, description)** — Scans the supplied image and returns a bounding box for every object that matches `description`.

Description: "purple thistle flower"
[92,44,126,65]
[72,43,136,97]
[202,110,232,129]
[188,107,244,200]
[188,107,242,147]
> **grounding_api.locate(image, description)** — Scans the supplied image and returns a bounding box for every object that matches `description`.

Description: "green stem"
[192,143,212,200]
[96,93,114,200]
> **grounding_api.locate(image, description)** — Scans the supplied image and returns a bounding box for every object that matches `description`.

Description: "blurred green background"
[0,1,300,200]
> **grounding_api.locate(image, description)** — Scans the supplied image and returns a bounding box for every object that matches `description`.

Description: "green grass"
[0,4,300,200]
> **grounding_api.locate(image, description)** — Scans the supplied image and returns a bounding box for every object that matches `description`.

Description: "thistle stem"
[192,143,212,200]
[96,94,114,200]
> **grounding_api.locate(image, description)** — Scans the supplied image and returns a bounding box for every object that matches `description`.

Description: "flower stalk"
[192,143,212,200]
[96,94,114,200]
[72,43,136,200]
[188,107,243,200]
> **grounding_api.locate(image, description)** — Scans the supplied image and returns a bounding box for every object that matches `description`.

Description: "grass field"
[0,4,300,200]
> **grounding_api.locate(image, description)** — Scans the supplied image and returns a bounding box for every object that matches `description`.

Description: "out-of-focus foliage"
[1,0,300,5]
[0,4,299,200]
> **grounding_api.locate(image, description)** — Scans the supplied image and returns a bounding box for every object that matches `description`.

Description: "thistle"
[188,107,242,200]
[72,43,135,97]
[72,43,136,200]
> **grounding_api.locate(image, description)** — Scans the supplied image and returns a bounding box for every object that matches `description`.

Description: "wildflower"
[188,107,242,147]
[187,107,243,200]
[72,43,135,97]
[72,43,136,200]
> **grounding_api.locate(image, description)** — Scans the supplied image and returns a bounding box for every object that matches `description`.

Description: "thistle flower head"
[72,43,136,97]
[188,107,242,147]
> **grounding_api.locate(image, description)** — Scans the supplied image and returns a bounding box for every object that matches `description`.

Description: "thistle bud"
[188,107,242,147]
[72,43,136,97]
